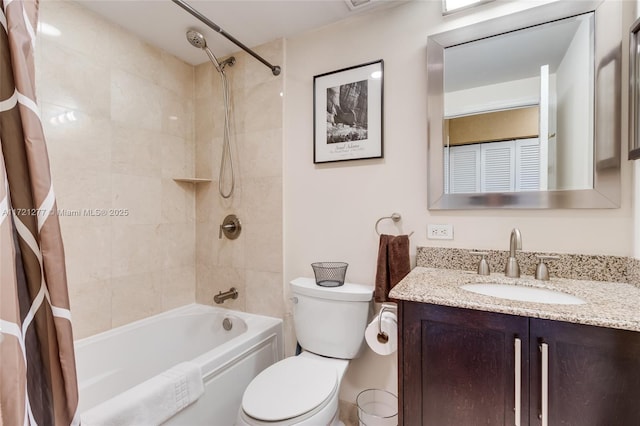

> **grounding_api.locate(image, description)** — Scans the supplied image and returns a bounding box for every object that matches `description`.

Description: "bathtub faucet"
[214,287,239,304]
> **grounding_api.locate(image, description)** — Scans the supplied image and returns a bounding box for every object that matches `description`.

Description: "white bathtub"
[74,303,283,425]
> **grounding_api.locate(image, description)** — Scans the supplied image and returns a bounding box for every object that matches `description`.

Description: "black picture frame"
[313,60,384,164]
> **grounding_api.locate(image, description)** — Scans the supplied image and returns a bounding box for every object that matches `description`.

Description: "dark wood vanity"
[397,302,640,426]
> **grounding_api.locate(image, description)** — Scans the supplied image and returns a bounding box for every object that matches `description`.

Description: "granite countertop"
[389,267,640,332]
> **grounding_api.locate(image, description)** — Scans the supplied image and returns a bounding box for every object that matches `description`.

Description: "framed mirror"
[427,0,621,209]
[630,16,640,160]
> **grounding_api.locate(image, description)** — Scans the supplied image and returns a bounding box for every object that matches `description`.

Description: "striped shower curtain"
[0,0,79,424]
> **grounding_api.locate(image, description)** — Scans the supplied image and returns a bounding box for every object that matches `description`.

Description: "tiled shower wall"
[36,0,285,340]
[36,0,196,338]
[194,40,285,320]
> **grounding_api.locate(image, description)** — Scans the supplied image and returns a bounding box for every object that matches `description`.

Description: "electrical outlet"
[427,224,454,240]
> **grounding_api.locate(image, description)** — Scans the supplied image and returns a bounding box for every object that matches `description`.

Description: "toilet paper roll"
[365,311,398,355]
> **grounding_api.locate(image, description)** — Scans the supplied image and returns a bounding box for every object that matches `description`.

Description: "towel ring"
[375,213,414,237]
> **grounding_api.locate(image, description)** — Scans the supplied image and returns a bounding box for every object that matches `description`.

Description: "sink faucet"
[505,228,522,278]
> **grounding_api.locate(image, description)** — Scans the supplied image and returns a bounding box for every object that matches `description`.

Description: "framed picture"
[313,60,383,163]
[630,16,640,160]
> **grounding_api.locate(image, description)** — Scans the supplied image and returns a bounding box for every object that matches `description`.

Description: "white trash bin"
[356,389,398,426]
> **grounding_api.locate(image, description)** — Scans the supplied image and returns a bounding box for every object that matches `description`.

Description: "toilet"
[237,277,373,426]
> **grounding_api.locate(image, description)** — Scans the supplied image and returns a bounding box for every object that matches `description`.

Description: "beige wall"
[194,41,285,318]
[37,0,196,339]
[284,0,633,405]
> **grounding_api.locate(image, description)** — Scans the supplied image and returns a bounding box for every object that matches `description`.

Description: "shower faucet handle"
[219,214,241,240]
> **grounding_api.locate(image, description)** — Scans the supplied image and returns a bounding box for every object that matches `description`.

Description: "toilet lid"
[242,356,338,422]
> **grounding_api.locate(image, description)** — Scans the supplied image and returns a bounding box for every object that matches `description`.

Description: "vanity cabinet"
[398,302,640,426]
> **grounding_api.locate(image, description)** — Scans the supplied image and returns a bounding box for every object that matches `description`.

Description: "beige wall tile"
[195,186,216,223]
[110,69,163,131]
[39,0,111,65]
[237,129,283,179]
[37,41,110,117]
[111,126,162,178]
[158,223,196,269]
[61,223,112,286]
[161,91,194,139]
[194,62,216,99]
[108,28,163,85]
[242,177,283,226]
[111,174,162,225]
[68,279,112,339]
[195,220,215,265]
[195,263,215,305]
[111,272,163,327]
[195,134,213,179]
[110,224,163,277]
[43,104,112,176]
[53,171,112,229]
[160,51,194,97]
[162,178,196,224]
[245,271,284,318]
[241,81,283,134]
[161,133,194,178]
[244,221,283,273]
[161,266,196,310]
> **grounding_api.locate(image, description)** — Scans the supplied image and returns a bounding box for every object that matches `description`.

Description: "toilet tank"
[290,277,373,359]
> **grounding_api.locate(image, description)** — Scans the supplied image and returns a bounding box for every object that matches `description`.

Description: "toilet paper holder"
[376,303,397,344]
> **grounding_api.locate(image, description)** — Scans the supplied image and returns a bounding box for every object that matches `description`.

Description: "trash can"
[356,389,398,426]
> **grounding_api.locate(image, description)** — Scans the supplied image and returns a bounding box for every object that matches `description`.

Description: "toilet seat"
[241,356,338,422]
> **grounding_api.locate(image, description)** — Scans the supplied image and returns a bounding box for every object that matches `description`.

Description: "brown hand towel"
[374,234,411,303]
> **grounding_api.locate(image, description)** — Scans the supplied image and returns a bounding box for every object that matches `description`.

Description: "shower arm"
[172,0,282,76]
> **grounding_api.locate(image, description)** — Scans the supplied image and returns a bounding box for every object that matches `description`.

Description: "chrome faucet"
[505,228,522,278]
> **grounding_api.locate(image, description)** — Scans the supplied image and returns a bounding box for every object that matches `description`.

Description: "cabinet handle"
[541,342,549,426]
[514,337,522,426]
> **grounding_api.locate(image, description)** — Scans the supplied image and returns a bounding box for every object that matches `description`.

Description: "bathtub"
[74,303,283,425]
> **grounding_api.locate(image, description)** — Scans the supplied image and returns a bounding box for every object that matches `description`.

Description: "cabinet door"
[399,302,529,426]
[530,319,640,426]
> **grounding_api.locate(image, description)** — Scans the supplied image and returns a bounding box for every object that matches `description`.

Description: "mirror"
[427,0,621,209]
[630,16,640,160]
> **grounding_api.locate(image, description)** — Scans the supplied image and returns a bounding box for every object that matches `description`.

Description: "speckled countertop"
[389,267,640,332]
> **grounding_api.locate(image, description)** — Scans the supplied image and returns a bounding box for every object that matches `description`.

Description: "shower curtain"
[0,0,79,425]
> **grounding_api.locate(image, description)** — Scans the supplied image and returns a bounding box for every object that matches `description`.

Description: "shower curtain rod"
[172,0,282,76]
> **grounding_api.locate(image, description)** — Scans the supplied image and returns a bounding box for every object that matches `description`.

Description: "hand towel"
[81,362,204,426]
[374,234,411,302]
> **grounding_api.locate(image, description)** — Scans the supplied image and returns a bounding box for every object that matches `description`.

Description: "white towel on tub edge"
[81,361,204,426]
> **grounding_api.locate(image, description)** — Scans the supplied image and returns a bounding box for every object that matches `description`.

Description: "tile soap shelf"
[173,178,212,184]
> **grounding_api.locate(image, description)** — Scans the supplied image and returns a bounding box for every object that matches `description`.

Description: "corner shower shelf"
[173,178,212,184]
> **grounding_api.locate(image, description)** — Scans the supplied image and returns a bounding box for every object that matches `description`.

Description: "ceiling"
[76,0,408,66]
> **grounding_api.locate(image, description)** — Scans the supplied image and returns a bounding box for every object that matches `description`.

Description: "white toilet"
[237,277,373,426]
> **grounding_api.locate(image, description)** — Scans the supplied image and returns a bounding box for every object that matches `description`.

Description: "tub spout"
[214,287,238,304]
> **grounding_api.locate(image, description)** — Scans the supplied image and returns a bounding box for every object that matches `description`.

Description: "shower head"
[185,29,227,73]
[186,29,207,49]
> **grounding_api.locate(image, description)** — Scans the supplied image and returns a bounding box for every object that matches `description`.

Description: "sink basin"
[461,283,586,305]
